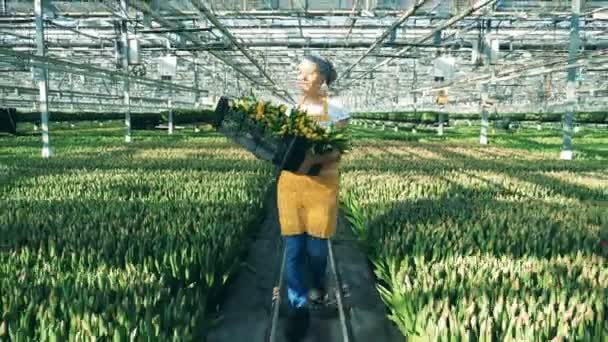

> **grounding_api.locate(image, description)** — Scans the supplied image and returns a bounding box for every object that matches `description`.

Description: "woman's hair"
[303,55,338,86]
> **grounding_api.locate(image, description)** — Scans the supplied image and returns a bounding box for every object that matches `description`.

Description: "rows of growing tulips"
[0,125,273,340]
[2,121,606,340]
[340,139,607,341]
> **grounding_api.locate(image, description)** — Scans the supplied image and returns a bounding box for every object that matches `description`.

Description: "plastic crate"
[213,97,307,172]
[0,108,17,134]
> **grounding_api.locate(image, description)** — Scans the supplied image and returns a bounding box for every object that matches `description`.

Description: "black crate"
[0,108,17,134]
[213,97,309,172]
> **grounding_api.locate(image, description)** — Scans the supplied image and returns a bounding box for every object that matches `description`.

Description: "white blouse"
[294,99,351,128]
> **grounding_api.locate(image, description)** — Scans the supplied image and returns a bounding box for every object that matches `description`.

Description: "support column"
[472,39,480,64]
[438,110,445,136]
[480,83,489,145]
[168,97,174,135]
[120,0,132,143]
[69,74,75,111]
[434,30,445,136]
[193,61,200,105]
[412,59,418,132]
[433,29,442,46]
[561,0,580,160]
[35,0,52,158]
[539,74,550,131]
[489,38,499,65]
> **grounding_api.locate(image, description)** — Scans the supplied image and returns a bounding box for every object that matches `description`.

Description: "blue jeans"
[284,233,328,309]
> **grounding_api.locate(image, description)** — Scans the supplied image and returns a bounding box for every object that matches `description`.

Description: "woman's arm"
[334,118,350,129]
[315,118,349,164]
[312,148,341,165]
[295,118,349,174]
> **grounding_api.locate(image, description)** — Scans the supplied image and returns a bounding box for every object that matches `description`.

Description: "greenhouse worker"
[277,54,350,341]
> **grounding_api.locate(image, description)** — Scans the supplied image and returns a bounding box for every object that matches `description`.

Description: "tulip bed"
[1,121,606,341]
[340,133,607,341]
[0,123,272,340]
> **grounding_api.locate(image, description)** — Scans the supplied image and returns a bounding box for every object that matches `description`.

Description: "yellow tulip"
[256,102,265,117]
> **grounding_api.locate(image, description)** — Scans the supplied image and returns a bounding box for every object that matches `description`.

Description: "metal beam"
[137,27,213,34]
[337,0,429,83]
[0,89,196,105]
[190,0,293,103]
[0,97,172,112]
[5,38,608,52]
[344,0,361,41]
[0,84,114,99]
[46,19,114,43]
[129,0,293,104]
[0,48,201,93]
[412,50,608,93]
[1,40,480,50]
[5,17,608,31]
[340,0,498,89]
[485,54,608,84]
[124,6,231,92]
[3,8,602,21]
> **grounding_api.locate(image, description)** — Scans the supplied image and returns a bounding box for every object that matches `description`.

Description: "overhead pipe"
[344,0,362,41]
[0,97,174,112]
[0,47,202,93]
[8,38,604,51]
[45,19,114,42]
[4,18,608,31]
[1,7,601,22]
[0,83,200,104]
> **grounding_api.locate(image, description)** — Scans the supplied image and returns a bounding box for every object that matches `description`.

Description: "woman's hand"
[295,148,341,175]
[296,150,314,175]
[320,148,341,165]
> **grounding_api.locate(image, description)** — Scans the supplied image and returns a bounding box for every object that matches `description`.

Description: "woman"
[277,55,350,341]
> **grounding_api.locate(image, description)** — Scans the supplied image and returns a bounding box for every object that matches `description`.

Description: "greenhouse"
[0,0,606,341]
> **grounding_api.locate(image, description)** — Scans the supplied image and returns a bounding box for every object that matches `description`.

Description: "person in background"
[277,54,350,341]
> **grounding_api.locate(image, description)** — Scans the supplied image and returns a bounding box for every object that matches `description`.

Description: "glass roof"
[1,0,607,112]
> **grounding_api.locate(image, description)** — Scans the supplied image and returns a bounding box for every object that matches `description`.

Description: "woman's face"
[297,60,324,95]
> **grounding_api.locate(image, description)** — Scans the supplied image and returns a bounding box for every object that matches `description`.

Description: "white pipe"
[35,0,52,158]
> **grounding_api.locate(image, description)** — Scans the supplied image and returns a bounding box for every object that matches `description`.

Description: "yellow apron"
[277,99,340,239]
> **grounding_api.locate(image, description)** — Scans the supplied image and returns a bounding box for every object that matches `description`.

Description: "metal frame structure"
[1,0,607,158]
